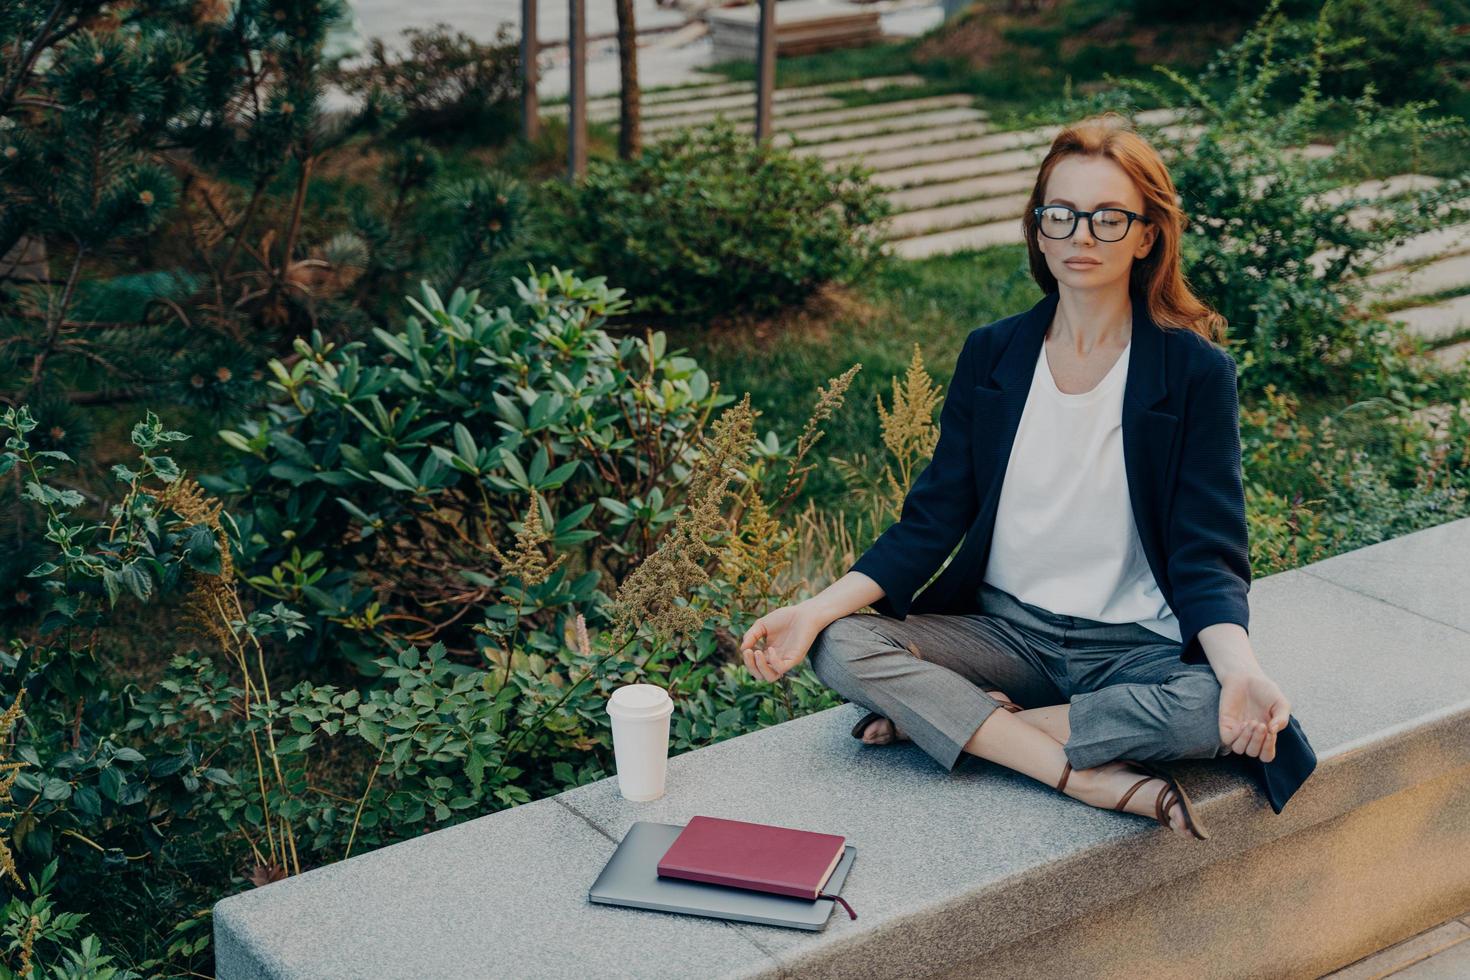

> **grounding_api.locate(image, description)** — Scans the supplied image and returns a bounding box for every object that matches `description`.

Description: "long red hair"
[1022,112,1226,345]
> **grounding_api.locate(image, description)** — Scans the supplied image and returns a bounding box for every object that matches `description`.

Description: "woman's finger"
[1247,720,1268,757]
[1261,728,1277,763]
[1229,723,1253,755]
[741,620,767,653]
[754,647,776,682]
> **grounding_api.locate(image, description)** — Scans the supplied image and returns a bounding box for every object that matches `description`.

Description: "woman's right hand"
[739,602,827,682]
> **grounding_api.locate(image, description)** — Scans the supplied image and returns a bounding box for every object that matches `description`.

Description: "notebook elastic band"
[818,891,857,920]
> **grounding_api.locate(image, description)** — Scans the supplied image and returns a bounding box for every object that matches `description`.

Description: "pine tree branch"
[0,0,67,117]
[18,241,85,400]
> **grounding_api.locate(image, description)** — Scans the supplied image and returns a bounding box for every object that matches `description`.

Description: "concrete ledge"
[214,518,1470,979]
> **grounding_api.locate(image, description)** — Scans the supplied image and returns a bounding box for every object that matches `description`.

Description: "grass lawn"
[665,246,1042,521]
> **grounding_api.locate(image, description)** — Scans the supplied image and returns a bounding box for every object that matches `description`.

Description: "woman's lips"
[1064,258,1101,267]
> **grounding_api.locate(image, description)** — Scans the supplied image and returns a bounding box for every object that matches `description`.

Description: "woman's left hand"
[1217,670,1291,763]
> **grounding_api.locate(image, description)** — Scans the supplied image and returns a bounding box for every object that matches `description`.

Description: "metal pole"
[754,0,776,143]
[522,0,539,142]
[568,0,588,179]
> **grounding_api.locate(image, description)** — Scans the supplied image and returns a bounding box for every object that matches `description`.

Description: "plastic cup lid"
[608,683,672,717]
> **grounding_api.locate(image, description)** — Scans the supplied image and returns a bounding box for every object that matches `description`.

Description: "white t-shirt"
[981,334,1181,642]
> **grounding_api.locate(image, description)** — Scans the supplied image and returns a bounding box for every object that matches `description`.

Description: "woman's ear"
[1135,223,1158,260]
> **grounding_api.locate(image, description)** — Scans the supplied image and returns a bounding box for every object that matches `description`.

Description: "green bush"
[1128,0,1468,105]
[1,328,857,972]
[1306,0,1468,105]
[527,121,893,322]
[330,22,523,144]
[202,267,738,672]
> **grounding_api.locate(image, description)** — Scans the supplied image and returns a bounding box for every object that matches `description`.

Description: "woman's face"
[1036,154,1159,293]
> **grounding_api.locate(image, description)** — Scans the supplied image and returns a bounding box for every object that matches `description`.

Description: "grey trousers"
[807,581,1230,773]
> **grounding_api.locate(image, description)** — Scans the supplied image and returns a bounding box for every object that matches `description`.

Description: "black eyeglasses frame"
[1031,205,1152,242]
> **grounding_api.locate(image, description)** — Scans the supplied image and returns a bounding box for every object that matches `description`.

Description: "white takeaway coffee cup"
[605,684,675,802]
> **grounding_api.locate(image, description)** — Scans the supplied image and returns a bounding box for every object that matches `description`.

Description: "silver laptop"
[588,820,857,931]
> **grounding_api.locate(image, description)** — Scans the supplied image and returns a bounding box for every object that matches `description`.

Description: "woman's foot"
[1070,759,1192,837]
[858,715,908,744]
[858,691,1017,745]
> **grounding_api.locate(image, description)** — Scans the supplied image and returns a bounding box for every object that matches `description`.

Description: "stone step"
[1410,400,1470,439]
[540,73,739,109]
[872,121,1199,191]
[1310,221,1470,278]
[769,93,979,135]
[843,107,1184,174]
[640,94,985,140]
[1368,220,1470,271]
[768,106,989,148]
[1311,174,1443,211]
[557,72,926,117]
[1364,252,1470,305]
[886,217,1022,258]
[584,73,928,121]
[1391,293,1470,343]
[639,94,847,132]
[872,143,1050,190]
[828,124,1063,174]
[881,191,1031,240]
[884,169,1039,212]
[792,120,994,161]
[893,166,1457,262]
[1430,337,1470,367]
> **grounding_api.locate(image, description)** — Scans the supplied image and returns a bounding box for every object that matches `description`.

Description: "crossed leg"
[809,612,1199,835]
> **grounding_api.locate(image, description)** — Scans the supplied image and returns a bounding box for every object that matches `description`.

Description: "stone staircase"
[548,76,1470,372]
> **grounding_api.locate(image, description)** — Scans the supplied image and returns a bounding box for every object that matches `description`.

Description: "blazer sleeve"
[847,331,982,620]
[1167,346,1252,665]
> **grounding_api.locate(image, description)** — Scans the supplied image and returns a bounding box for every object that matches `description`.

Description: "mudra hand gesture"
[1217,670,1291,763]
[738,603,824,682]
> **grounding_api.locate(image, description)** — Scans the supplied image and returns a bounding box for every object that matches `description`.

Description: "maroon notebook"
[656,815,857,920]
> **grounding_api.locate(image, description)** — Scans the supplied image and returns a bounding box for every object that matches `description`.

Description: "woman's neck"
[1050,284,1134,356]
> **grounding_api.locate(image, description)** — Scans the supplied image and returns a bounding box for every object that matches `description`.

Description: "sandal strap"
[1155,783,1173,826]
[1115,775,1153,812]
[1056,760,1072,794]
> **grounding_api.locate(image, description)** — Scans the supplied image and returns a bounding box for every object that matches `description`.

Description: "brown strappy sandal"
[850,692,1022,742]
[1119,759,1210,840]
[1055,758,1209,840]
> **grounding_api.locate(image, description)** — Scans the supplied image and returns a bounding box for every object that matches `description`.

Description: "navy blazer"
[847,287,1316,813]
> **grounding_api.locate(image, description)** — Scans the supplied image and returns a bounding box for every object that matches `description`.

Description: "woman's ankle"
[1055,759,1108,806]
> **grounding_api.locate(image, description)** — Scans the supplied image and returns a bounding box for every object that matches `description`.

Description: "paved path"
[1322,906,1470,979]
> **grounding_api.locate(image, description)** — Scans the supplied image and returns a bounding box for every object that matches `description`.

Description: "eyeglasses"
[1032,205,1150,242]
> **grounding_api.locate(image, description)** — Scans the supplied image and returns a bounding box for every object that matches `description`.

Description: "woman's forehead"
[1043,156,1142,208]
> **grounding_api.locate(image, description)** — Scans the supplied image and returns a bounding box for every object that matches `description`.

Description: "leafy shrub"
[331,23,523,143]
[1303,0,1468,105]
[527,121,893,322]
[1129,0,1468,105]
[203,267,736,671]
[1,337,864,971]
[1240,382,1470,573]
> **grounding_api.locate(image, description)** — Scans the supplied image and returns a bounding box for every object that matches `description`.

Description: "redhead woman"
[738,113,1315,839]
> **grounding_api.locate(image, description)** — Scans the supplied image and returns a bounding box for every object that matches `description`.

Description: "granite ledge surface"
[214,517,1470,979]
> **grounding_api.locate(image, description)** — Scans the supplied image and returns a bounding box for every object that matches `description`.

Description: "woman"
[738,113,1308,840]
